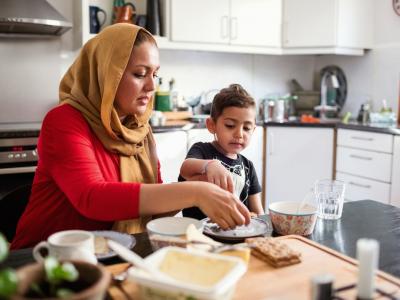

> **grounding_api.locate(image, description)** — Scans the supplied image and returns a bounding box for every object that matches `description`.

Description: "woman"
[11,24,250,249]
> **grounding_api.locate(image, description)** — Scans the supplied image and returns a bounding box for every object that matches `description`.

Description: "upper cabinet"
[171,0,281,48]
[282,0,374,50]
[73,0,374,55]
[169,0,374,55]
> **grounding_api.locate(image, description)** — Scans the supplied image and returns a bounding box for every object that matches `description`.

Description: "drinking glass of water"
[314,179,346,220]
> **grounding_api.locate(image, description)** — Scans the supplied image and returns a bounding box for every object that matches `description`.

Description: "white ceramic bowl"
[146,217,204,250]
[269,201,317,236]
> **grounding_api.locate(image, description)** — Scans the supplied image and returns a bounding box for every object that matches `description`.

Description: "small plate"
[202,217,272,242]
[92,230,136,260]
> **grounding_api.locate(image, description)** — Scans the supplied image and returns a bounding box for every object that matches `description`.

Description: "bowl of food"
[268,201,317,236]
[146,217,204,250]
[128,246,247,300]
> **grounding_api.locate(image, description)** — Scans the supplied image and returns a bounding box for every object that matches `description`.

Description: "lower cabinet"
[265,127,334,207]
[154,131,188,183]
[336,129,394,205]
[391,136,400,207]
[336,172,391,204]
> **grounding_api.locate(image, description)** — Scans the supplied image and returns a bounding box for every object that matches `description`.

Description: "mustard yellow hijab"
[59,24,158,233]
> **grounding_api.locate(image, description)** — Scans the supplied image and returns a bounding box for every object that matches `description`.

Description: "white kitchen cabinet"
[186,128,214,149]
[169,0,373,55]
[171,0,278,47]
[154,131,187,183]
[282,0,373,49]
[241,126,264,191]
[265,127,334,208]
[336,129,394,204]
[390,136,400,207]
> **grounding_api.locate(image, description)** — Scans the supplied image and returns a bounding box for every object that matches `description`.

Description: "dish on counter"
[128,246,246,300]
[201,217,272,242]
[92,230,136,260]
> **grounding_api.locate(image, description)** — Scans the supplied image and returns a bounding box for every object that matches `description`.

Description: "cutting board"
[106,235,400,300]
[234,235,400,300]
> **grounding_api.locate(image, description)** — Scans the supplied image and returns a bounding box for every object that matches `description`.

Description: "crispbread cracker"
[94,236,109,254]
[246,237,301,268]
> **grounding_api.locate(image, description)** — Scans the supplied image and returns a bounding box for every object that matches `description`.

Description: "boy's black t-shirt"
[178,142,261,220]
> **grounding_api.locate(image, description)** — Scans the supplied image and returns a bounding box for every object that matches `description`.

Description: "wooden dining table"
[3,200,400,299]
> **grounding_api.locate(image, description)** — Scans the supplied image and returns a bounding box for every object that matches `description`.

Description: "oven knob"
[22,153,27,158]
[32,149,37,157]
[8,153,14,159]
[15,153,21,158]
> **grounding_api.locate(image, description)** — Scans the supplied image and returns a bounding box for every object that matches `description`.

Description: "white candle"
[356,238,380,299]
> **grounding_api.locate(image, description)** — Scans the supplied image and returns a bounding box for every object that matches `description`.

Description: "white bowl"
[128,246,246,300]
[146,217,203,250]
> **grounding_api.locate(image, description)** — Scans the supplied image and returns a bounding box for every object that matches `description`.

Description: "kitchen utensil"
[92,230,136,260]
[146,217,204,250]
[202,217,271,242]
[32,230,97,264]
[269,202,317,236]
[318,65,347,113]
[314,179,346,220]
[146,0,161,35]
[114,2,136,24]
[107,239,173,283]
[89,6,107,34]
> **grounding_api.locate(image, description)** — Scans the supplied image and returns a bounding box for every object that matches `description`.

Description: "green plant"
[0,233,79,299]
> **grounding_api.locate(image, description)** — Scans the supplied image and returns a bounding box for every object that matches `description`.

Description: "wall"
[314,0,400,115]
[159,50,315,104]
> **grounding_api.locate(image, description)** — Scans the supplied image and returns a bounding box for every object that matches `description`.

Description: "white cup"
[33,230,97,264]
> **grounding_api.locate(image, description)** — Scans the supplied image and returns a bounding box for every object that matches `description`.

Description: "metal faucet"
[315,72,339,120]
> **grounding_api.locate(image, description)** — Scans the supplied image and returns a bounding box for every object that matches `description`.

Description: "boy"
[179,84,264,220]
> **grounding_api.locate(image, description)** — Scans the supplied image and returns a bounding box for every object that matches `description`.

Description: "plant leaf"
[60,263,79,282]
[0,268,18,298]
[0,234,8,263]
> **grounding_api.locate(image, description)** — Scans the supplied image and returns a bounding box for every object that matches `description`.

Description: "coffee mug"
[33,230,97,264]
[89,6,107,34]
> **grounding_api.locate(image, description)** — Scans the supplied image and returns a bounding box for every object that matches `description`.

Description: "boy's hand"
[205,160,234,194]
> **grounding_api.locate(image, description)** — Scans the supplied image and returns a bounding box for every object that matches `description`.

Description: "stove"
[0,122,41,174]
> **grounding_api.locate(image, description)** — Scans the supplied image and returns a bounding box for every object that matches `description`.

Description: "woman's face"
[114,41,160,117]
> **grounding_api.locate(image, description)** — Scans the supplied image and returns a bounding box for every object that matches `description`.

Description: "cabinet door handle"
[349,154,373,161]
[350,136,374,142]
[220,16,229,39]
[230,17,238,40]
[349,181,371,189]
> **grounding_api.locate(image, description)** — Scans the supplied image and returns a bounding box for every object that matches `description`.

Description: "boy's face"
[207,106,256,158]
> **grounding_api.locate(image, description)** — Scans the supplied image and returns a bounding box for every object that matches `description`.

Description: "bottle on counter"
[155,78,171,112]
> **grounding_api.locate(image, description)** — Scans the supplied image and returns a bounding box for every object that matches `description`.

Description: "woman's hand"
[205,160,234,194]
[194,182,250,230]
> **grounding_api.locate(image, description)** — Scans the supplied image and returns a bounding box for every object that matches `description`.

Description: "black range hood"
[0,0,72,37]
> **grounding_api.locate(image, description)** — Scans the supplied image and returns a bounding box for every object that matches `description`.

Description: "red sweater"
[11,104,162,249]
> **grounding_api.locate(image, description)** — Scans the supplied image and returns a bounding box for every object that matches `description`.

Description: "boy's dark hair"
[210,84,256,121]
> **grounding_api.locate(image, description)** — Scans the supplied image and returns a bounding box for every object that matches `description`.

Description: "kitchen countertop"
[3,200,400,277]
[152,116,400,135]
[263,120,400,135]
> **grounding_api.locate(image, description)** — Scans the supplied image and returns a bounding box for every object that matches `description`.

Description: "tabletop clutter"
[7,183,400,300]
